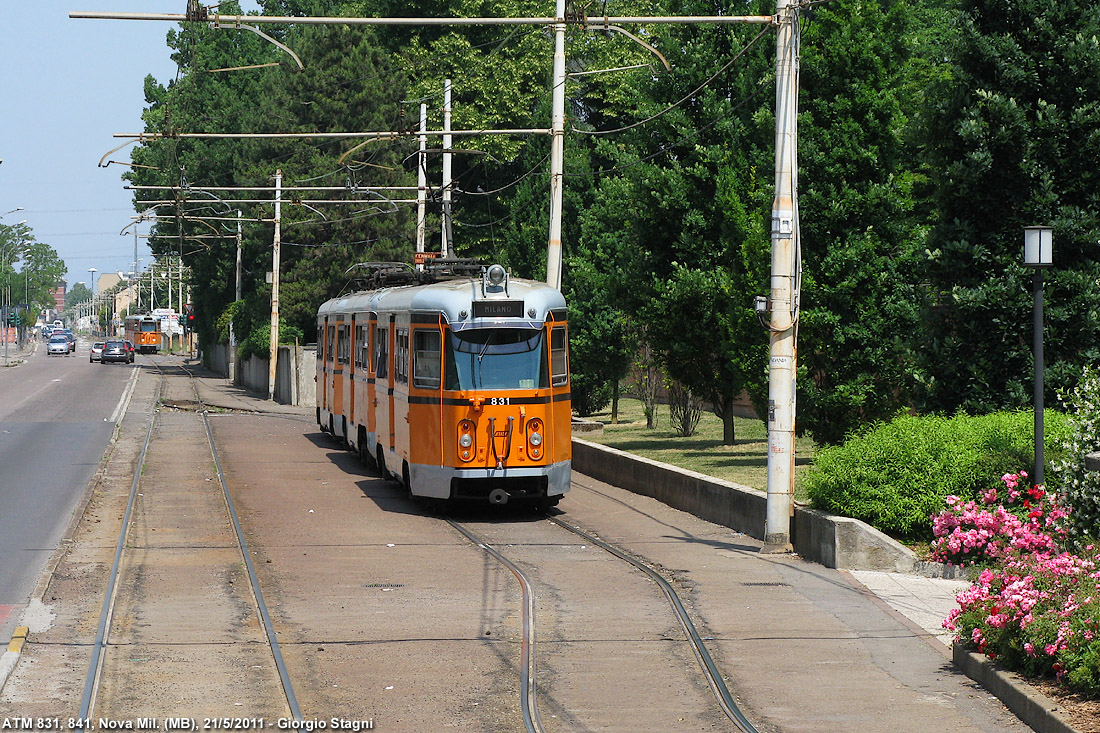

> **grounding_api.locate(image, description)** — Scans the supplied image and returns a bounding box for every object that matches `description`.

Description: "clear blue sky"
[0,1,258,296]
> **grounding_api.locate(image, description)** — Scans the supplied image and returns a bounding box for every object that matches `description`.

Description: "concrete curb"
[572,437,972,574]
[953,644,1080,733]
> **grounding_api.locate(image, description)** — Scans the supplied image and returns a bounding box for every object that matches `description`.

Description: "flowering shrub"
[945,544,1100,695]
[938,471,1100,695]
[1050,366,1100,546]
[930,472,1070,566]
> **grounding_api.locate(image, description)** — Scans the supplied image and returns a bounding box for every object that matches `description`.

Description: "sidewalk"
[849,569,971,650]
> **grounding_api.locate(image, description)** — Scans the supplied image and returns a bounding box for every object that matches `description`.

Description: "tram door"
[373,320,392,460]
[387,316,396,452]
[323,318,335,414]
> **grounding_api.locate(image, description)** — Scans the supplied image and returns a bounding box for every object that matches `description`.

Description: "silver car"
[89,341,105,362]
[47,336,70,356]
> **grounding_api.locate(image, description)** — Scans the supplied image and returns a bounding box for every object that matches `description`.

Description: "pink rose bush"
[935,472,1100,695]
[930,472,1069,566]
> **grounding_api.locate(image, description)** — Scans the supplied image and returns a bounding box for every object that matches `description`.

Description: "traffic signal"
[183,305,195,335]
[6,311,15,326]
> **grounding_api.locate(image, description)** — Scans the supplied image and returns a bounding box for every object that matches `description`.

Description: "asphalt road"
[0,339,135,641]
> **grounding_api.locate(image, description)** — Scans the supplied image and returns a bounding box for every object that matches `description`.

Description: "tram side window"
[412,330,441,389]
[395,329,409,384]
[355,325,368,371]
[337,325,350,365]
[326,326,335,365]
[373,327,388,379]
[551,326,569,386]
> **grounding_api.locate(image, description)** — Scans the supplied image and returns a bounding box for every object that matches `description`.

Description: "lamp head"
[1023,226,1053,268]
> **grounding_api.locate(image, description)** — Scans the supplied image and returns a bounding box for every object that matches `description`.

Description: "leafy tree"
[793,0,927,444]
[66,283,91,308]
[919,0,1100,414]
[130,3,414,351]
[571,8,774,444]
[646,266,766,444]
[0,222,65,314]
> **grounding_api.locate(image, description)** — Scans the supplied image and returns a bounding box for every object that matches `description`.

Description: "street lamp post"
[88,268,98,336]
[1023,225,1053,487]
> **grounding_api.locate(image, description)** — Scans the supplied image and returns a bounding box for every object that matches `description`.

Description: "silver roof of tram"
[318,273,566,331]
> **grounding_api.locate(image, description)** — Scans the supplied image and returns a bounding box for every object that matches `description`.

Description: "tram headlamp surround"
[527,418,544,456]
[458,420,476,462]
[488,264,506,286]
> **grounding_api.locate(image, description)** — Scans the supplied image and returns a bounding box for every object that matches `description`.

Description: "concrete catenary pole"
[268,170,282,401]
[440,80,453,258]
[545,0,567,290]
[416,103,428,268]
[763,0,800,553]
[229,210,241,384]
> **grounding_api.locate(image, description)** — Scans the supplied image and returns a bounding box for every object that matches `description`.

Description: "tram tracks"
[446,511,760,733]
[69,352,755,730]
[75,357,301,723]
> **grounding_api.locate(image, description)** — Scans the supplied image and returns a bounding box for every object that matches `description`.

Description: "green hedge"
[804,410,1070,541]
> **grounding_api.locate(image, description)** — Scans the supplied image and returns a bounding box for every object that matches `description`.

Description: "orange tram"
[316,260,571,509]
[124,314,161,354]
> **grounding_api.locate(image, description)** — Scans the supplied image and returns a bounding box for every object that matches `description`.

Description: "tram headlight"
[527,418,544,458]
[458,420,476,462]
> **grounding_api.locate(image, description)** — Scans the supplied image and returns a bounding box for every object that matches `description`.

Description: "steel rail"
[75,376,161,731]
[547,514,761,733]
[445,519,545,733]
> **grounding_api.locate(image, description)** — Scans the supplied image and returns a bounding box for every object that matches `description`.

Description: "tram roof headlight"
[487,264,506,286]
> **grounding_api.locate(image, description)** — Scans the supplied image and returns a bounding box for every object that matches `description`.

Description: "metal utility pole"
[545,0,567,291]
[416,103,428,266]
[268,170,282,401]
[230,211,242,384]
[763,0,800,553]
[441,79,454,257]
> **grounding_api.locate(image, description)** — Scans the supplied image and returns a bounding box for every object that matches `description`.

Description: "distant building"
[50,282,66,310]
[97,272,122,293]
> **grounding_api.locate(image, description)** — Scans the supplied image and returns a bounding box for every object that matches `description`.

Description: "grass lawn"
[578,397,816,502]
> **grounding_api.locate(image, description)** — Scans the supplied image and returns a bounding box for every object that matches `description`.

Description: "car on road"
[47,336,71,356]
[89,341,104,363]
[123,340,136,362]
[59,330,76,353]
[101,341,130,364]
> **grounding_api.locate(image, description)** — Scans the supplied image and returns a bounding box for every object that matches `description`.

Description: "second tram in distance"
[124,314,161,354]
[316,260,571,509]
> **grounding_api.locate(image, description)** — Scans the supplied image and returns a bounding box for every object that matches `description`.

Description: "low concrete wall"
[208,343,316,407]
[572,437,957,574]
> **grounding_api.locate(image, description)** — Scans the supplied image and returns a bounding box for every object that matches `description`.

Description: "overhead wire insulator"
[186,1,208,23]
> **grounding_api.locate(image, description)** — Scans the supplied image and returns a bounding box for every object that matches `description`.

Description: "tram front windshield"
[445,328,547,390]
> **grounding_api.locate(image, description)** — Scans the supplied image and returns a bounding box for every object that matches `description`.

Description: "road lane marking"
[109,368,140,423]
